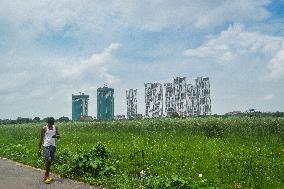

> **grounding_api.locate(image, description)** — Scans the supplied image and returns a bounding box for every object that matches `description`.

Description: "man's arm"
[38,127,45,150]
[53,126,60,139]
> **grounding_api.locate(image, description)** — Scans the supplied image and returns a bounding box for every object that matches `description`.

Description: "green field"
[0,117,283,188]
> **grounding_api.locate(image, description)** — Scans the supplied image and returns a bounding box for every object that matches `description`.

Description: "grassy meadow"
[0,117,283,188]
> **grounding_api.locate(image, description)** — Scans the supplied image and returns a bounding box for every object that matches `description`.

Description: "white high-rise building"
[164,83,175,115]
[126,89,137,119]
[143,77,211,118]
[163,77,211,117]
[173,77,187,116]
[145,83,163,117]
[186,84,195,116]
[195,77,211,115]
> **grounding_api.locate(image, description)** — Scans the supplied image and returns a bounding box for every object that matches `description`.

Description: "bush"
[58,116,70,122]
[170,112,180,118]
[144,175,207,189]
[66,142,115,177]
[203,120,225,137]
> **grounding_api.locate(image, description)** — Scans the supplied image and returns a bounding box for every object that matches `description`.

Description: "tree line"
[0,116,70,124]
[0,111,283,125]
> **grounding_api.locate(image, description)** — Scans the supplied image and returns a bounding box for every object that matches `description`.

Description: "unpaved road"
[0,157,101,189]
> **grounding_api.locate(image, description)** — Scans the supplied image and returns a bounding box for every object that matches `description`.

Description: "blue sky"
[0,0,284,119]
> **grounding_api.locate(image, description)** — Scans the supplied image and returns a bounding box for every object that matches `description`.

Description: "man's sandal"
[44,178,52,184]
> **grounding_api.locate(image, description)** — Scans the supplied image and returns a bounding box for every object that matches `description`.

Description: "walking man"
[38,117,60,184]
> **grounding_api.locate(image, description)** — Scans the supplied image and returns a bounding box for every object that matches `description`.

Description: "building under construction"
[144,77,211,117]
[126,89,137,119]
[174,76,211,116]
[186,84,196,115]
[173,77,187,116]
[194,77,211,115]
[145,83,163,117]
[97,86,114,120]
[164,83,175,116]
[72,93,89,120]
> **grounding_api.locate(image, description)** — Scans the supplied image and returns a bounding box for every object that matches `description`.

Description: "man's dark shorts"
[43,146,56,161]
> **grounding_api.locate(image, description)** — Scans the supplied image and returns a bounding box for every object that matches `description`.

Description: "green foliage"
[203,120,225,137]
[143,175,209,189]
[170,112,180,118]
[57,116,70,122]
[55,142,114,178]
[0,117,284,188]
[90,142,110,159]
[223,111,284,118]
[69,142,114,177]
[33,117,41,122]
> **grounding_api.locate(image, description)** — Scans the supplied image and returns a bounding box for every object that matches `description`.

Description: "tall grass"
[0,117,283,188]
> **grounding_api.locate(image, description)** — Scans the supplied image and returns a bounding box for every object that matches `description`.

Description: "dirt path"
[0,157,101,189]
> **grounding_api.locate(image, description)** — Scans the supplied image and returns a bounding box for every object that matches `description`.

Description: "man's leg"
[43,147,53,183]
[45,160,51,179]
[45,146,56,181]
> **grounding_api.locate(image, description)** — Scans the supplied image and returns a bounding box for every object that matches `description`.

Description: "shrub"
[67,142,115,177]
[203,120,225,137]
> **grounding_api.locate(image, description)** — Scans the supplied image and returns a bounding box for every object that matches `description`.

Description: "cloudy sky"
[0,0,284,119]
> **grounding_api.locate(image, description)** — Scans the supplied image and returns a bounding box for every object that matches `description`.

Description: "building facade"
[163,77,211,117]
[195,77,211,115]
[126,89,137,119]
[72,93,89,120]
[186,84,196,116]
[173,77,187,116]
[145,83,163,117]
[164,83,175,116]
[97,87,114,120]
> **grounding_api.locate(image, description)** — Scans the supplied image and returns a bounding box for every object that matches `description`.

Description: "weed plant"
[0,117,283,188]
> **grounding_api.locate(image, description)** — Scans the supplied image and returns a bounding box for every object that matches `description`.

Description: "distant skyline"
[0,0,284,119]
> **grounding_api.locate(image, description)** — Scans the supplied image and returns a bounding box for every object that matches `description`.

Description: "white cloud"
[0,0,282,118]
[263,94,274,101]
[0,0,272,35]
[268,45,284,78]
[0,42,121,119]
[98,67,121,85]
[194,0,271,29]
[184,24,284,78]
[111,0,271,31]
[30,89,46,97]
[0,72,31,93]
[61,43,121,85]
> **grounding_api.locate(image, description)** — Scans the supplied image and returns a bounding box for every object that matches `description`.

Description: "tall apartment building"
[163,77,211,117]
[186,84,196,116]
[164,83,175,115]
[72,93,89,120]
[145,83,163,117]
[126,89,137,119]
[195,77,211,115]
[173,77,187,116]
[97,87,114,120]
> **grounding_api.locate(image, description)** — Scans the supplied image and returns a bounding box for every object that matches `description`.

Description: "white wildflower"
[140,170,146,178]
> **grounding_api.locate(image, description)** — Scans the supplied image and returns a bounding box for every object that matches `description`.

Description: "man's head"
[47,117,55,125]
